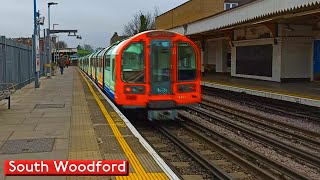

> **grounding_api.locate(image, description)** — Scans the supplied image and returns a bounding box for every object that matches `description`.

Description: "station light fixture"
[48,2,58,7]
[53,24,59,30]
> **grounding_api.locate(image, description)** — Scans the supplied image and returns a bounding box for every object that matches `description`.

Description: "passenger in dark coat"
[58,55,66,75]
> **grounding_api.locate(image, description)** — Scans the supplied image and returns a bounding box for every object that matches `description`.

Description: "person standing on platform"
[58,54,66,75]
[66,58,70,68]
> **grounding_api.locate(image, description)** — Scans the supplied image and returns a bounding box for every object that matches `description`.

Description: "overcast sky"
[0,0,188,49]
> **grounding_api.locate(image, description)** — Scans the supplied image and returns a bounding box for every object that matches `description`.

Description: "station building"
[156,0,320,82]
[110,32,128,45]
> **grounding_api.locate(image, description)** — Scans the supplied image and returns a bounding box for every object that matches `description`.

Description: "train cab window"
[121,42,145,83]
[177,43,197,81]
[150,41,171,82]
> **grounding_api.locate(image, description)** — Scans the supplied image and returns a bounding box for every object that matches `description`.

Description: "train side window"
[104,46,115,70]
[105,58,110,70]
[121,42,145,83]
[112,58,115,81]
[177,42,197,81]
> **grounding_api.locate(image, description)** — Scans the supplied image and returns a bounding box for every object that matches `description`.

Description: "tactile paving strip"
[0,138,55,154]
[34,104,65,109]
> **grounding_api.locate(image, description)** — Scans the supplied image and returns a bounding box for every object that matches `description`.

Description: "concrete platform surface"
[202,73,320,107]
[0,67,177,180]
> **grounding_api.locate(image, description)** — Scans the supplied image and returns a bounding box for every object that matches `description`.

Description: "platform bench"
[0,83,15,109]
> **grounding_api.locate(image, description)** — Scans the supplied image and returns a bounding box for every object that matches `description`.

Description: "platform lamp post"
[33,0,40,88]
[53,24,59,65]
[47,2,58,77]
[37,11,45,77]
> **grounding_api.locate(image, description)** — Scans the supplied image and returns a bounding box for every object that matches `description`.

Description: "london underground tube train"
[78,30,201,120]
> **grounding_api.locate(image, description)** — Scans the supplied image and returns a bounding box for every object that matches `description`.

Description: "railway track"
[130,105,319,179]
[177,113,312,180]
[200,100,320,141]
[200,100,320,155]
[135,122,215,180]
[202,86,320,121]
[157,125,236,180]
[136,120,270,180]
[187,105,320,168]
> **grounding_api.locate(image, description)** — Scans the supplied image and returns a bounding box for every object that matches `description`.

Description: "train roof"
[80,30,190,60]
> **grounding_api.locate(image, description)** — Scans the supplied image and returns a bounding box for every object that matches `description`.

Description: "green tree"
[77,45,84,50]
[139,15,147,33]
[77,44,94,57]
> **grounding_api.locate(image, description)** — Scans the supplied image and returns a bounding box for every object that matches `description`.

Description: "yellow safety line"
[78,69,168,180]
[204,80,320,101]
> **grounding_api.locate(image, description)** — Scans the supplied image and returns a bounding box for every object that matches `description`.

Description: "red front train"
[79,30,201,120]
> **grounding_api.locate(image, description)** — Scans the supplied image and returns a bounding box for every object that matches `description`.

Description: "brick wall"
[156,0,254,30]
[156,0,225,30]
[14,38,46,51]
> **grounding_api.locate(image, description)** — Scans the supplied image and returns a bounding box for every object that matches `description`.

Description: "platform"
[0,67,178,180]
[202,73,320,107]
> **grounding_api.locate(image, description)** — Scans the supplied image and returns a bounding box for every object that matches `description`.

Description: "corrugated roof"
[169,0,320,35]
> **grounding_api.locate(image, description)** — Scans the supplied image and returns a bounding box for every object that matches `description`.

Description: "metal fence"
[0,36,45,89]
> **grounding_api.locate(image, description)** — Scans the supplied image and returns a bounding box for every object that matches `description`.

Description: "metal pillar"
[43,29,47,76]
[201,36,206,77]
[48,6,51,77]
[33,0,39,88]
[48,2,58,77]
[46,29,51,77]
[38,11,41,77]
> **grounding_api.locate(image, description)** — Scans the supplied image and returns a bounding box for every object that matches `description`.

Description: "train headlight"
[178,84,196,93]
[125,87,132,93]
[124,86,145,94]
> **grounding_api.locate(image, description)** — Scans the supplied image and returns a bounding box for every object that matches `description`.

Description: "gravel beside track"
[199,101,320,156]
[179,110,320,180]
[202,94,320,135]
[135,122,215,180]
[202,87,320,121]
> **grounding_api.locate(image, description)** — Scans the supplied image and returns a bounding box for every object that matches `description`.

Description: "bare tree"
[83,44,94,52]
[123,7,160,36]
[96,47,103,51]
[56,41,68,49]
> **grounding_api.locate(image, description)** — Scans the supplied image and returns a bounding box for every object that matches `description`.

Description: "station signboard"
[36,35,40,72]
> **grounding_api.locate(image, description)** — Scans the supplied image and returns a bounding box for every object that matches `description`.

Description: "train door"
[150,40,172,95]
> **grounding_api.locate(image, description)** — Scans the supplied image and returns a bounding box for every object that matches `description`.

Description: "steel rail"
[157,125,233,180]
[179,113,311,180]
[179,118,277,180]
[202,87,320,122]
[200,100,320,147]
[188,106,320,168]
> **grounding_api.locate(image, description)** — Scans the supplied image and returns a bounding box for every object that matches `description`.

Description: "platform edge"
[83,70,181,180]
[202,81,320,108]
